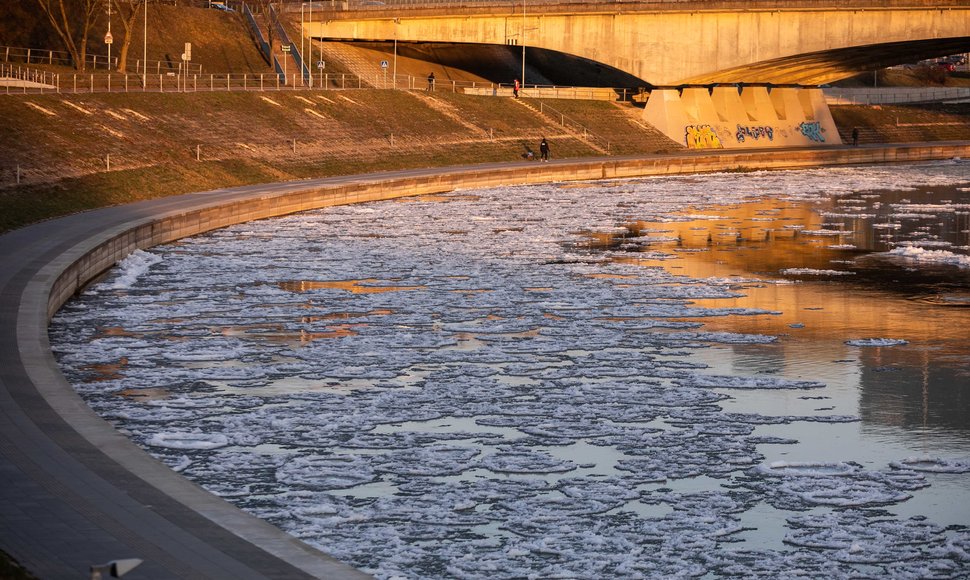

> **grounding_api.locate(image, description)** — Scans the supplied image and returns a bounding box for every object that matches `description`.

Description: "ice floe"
[49,162,970,579]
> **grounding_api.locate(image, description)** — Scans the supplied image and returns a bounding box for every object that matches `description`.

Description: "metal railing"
[281,0,968,13]
[0,65,644,100]
[0,68,381,94]
[243,3,273,66]
[824,87,970,105]
[0,44,203,74]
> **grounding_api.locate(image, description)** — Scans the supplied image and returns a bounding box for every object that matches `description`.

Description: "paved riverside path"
[1,145,968,579]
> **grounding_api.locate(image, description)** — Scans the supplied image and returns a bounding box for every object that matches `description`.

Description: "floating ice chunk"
[890,456,970,473]
[754,461,861,477]
[801,230,848,236]
[780,477,912,507]
[844,338,908,347]
[886,246,970,268]
[780,268,855,276]
[683,375,825,390]
[372,445,481,476]
[480,450,577,474]
[96,249,162,291]
[146,431,228,449]
[276,454,377,490]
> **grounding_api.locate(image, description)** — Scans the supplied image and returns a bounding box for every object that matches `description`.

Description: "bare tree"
[111,0,142,72]
[34,0,102,71]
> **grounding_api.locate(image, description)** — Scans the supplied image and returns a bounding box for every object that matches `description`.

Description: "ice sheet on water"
[783,511,970,569]
[276,454,378,490]
[50,162,970,579]
[890,456,970,473]
[748,461,928,509]
[844,338,909,347]
[94,249,162,291]
[781,268,855,276]
[146,431,229,449]
[887,246,970,268]
[681,374,825,390]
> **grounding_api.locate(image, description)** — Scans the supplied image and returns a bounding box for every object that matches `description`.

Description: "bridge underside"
[684,38,970,86]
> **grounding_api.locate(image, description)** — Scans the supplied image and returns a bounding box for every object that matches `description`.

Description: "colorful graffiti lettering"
[685,125,722,149]
[735,125,774,143]
[798,121,825,142]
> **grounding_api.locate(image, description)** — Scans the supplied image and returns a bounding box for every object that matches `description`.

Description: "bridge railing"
[285,0,970,12]
[824,87,970,105]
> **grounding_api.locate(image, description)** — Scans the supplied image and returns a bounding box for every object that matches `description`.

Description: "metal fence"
[1,61,643,99]
[0,45,203,74]
[823,87,970,105]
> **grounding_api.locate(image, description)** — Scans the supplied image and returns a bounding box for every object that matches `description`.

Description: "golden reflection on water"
[608,195,970,433]
[578,197,968,346]
[279,279,424,294]
[117,387,170,401]
[83,357,128,382]
[218,322,360,345]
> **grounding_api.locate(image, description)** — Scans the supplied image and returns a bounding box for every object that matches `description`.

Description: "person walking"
[513,78,520,98]
[539,137,550,162]
[851,127,859,146]
[427,72,435,91]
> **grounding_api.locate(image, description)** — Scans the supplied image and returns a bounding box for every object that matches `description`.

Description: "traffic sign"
[380,60,388,69]
[317,60,325,70]
[104,32,113,45]
[282,45,291,53]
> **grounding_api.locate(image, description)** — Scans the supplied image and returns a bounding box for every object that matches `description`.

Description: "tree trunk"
[35,0,102,71]
[113,0,141,73]
[36,0,81,70]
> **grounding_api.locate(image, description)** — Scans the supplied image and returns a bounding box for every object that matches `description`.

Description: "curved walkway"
[2,143,968,579]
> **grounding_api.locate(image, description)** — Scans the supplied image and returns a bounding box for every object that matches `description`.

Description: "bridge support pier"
[644,86,841,150]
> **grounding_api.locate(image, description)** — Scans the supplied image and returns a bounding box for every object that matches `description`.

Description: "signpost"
[181,42,191,92]
[381,59,388,87]
[282,44,290,84]
[317,60,325,89]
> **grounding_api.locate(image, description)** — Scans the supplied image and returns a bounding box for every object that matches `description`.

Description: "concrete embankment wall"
[49,143,970,320]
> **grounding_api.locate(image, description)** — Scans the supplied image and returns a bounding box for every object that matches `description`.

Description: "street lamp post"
[308,0,313,87]
[521,0,526,92]
[143,0,147,88]
[300,3,305,84]
[105,0,112,71]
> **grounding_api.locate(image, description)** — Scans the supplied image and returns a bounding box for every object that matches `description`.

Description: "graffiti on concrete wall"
[685,125,722,149]
[736,125,774,143]
[797,121,825,142]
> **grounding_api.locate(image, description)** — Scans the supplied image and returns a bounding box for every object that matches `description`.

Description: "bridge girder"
[308,4,970,85]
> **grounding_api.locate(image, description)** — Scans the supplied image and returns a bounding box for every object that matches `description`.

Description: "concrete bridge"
[308,0,970,87]
[306,0,969,149]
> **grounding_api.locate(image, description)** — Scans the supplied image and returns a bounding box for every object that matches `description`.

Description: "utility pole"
[105,0,112,71]
[521,0,526,91]
[143,0,147,88]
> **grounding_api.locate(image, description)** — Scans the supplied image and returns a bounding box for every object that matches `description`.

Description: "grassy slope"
[2,88,969,233]
[0,89,680,232]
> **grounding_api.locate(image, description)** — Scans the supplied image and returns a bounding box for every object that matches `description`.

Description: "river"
[50,161,970,578]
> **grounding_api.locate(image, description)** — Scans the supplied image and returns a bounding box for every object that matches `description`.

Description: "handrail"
[0,44,203,74]
[242,3,273,66]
